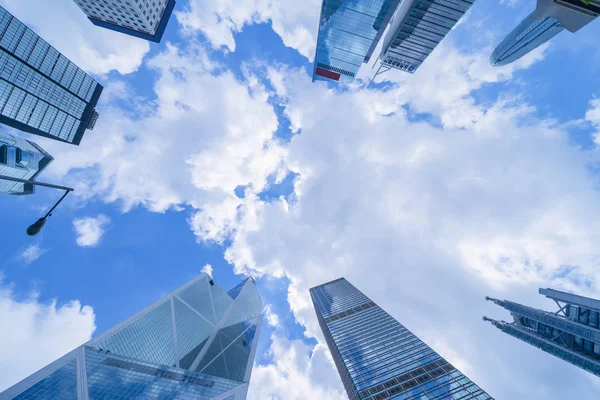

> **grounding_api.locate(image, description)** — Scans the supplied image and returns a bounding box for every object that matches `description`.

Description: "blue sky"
[1,0,600,398]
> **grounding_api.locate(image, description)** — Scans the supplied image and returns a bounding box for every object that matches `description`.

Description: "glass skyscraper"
[489,14,564,67]
[490,0,599,66]
[379,0,477,74]
[310,278,493,400]
[0,130,53,195]
[1,274,264,399]
[73,0,176,43]
[312,0,402,83]
[484,287,600,377]
[0,6,103,146]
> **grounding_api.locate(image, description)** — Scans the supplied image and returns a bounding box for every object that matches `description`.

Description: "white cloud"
[220,62,600,398]
[248,334,345,400]
[0,279,95,392]
[35,43,286,247]
[18,244,48,264]
[263,304,280,327]
[586,98,600,144]
[499,0,519,8]
[73,215,110,247]
[176,0,319,60]
[2,0,149,75]
[201,264,214,278]
[12,12,599,398]
[360,39,550,130]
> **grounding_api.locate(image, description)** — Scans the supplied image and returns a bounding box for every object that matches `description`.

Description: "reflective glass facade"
[0,6,102,145]
[74,0,176,43]
[490,14,564,66]
[312,0,402,83]
[2,274,263,400]
[311,278,493,400]
[379,0,476,74]
[485,288,600,377]
[0,130,52,194]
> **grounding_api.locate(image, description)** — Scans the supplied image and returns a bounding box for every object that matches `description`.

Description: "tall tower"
[0,6,103,145]
[378,0,477,74]
[1,274,264,400]
[490,0,599,66]
[0,130,53,195]
[312,0,401,83]
[73,0,176,43]
[484,288,600,377]
[310,278,493,400]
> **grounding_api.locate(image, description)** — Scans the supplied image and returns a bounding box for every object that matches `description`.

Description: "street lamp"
[0,174,74,236]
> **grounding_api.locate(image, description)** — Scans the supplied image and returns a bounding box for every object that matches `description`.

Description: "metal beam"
[540,288,600,314]
[498,300,600,343]
[0,174,73,192]
[171,297,180,368]
[490,319,600,377]
[76,347,89,400]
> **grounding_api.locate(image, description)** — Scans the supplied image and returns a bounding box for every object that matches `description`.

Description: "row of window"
[75,0,169,34]
[0,7,99,103]
[0,81,82,141]
[310,281,371,317]
[492,17,563,64]
[567,304,600,327]
[0,54,88,118]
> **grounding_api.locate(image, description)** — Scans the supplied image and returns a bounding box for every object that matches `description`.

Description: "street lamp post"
[0,174,74,236]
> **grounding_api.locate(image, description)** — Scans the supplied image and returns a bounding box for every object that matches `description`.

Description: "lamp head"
[26,217,47,236]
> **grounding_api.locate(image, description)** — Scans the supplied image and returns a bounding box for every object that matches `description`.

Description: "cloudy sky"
[1,0,600,398]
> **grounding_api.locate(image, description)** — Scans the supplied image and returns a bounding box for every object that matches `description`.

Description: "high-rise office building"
[0,130,52,195]
[312,0,402,83]
[378,0,477,74]
[310,278,493,400]
[484,288,600,377]
[1,274,264,399]
[0,6,102,146]
[490,0,599,66]
[73,0,176,43]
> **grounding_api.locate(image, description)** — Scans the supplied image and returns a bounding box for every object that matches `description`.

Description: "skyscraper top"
[378,0,477,74]
[311,277,493,400]
[0,6,103,145]
[490,0,599,66]
[484,287,600,377]
[73,0,177,43]
[2,273,263,399]
[312,0,402,83]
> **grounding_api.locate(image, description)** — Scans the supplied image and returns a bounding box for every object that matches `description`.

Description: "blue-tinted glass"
[221,327,254,382]
[86,348,242,400]
[96,300,176,367]
[210,282,235,324]
[221,283,262,328]
[173,297,214,368]
[227,279,247,300]
[2,276,263,399]
[196,332,227,374]
[14,359,77,400]
[200,351,230,384]
[177,277,216,323]
[0,6,102,145]
[311,279,492,399]
[486,289,600,377]
[0,131,52,194]
[313,0,401,82]
[381,0,476,73]
[491,14,564,66]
